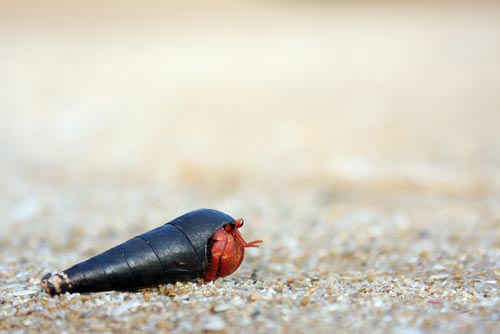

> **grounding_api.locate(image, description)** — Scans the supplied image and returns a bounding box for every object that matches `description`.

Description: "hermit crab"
[41,209,262,296]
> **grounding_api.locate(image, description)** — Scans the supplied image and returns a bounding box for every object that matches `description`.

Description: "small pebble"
[212,303,231,313]
[201,316,226,333]
[249,292,261,301]
[11,289,39,297]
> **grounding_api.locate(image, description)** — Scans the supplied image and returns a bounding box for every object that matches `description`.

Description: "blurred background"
[0,1,499,255]
[1,3,500,332]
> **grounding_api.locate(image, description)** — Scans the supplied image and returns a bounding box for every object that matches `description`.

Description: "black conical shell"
[62,209,234,293]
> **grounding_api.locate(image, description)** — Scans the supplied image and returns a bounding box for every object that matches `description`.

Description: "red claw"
[204,218,262,281]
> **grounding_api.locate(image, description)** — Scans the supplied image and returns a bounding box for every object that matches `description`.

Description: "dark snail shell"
[41,209,235,295]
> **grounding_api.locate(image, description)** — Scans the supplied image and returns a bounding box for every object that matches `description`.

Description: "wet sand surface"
[1,2,499,333]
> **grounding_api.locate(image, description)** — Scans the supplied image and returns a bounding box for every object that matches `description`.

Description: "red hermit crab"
[41,209,262,296]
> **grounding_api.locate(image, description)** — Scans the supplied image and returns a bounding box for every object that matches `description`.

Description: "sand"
[1,2,499,333]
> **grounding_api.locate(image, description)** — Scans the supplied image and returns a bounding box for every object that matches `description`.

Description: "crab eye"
[234,219,244,228]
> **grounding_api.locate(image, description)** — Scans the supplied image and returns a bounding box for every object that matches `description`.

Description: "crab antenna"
[232,229,262,248]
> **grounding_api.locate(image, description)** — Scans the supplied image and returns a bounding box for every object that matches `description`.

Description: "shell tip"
[40,272,72,296]
[40,273,56,296]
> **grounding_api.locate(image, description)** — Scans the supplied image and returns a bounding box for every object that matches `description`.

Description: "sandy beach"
[1,1,499,333]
